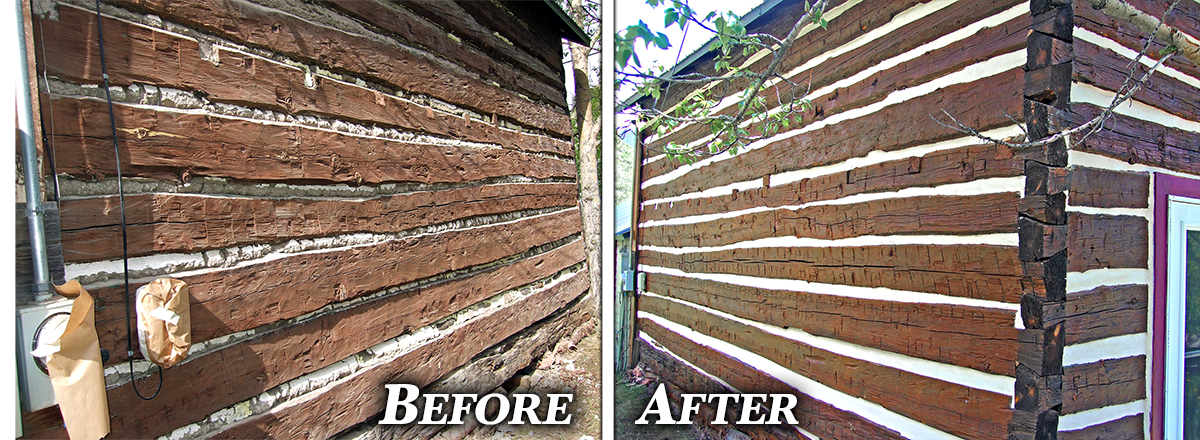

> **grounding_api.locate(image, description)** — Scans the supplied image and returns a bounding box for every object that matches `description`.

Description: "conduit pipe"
[15,0,52,302]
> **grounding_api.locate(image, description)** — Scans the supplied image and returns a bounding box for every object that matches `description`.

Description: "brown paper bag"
[136,278,192,368]
[46,280,111,440]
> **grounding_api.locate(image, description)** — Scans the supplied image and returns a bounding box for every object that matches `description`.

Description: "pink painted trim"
[1152,173,1200,440]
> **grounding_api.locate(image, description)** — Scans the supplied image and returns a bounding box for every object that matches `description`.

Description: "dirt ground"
[442,325,602,440]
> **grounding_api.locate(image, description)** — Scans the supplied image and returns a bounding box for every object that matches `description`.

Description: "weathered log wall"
[1024,0,1200,438]
[630,0,1034,438]
[20,0,587,438]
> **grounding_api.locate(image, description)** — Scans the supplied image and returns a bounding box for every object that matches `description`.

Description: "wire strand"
[93,0,162,400]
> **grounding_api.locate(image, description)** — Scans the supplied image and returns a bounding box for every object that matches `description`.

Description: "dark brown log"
[1021,293,1067,329]
[1018,323,1066,376]
[636,322,907,440]
[1066,212,1149,272]
[1019,217,1068,262]
[1031,3,1074,41]
[1067,166,1149,209]
[1064,284,1148,345]
[48,97,576,184]
[641,243,1023,302]
[640,141,1024,218]
[59,183,577,262]
[1058,414,1143,440]
[209,272,589,440]
[1074,39,1200,122]
[1025,161,1072,197]
[322,0,564,104]
[1008,407,1060,440]
[91,210,583,364]
[641,193,1020,249]
[116,0,572,135]
[1023,249,1069,302]
[1014,364,1064,412]
[1027,30,1075,70]
[451,1,564,69]
[1072,0,1200,81]
[1021,194,1068,224]
[1026,62,1074,108]
[34,6,569,154]
[642,271,1020,376]
[1061,355,1145,414]
[641,70,1025,200]
[1052,103,1200,175]
[640,296,1012,439]
[651,5,1030,156]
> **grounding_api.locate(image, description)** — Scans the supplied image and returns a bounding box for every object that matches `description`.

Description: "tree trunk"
[569,0,602,313]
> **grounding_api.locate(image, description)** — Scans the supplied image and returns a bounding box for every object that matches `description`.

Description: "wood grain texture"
[33,7,566,155]
[641,193,1020,249]
[1058,414,1143,440]
[641,296,1012,439]
[640,70,1025,201]
[117,0,572,135]
[209,272,589,440]
[643,272,1020,376]
[48,97,575,184]
[59,183,577,262]
[1073,39,1200,122]
[637,322,906,440]
[1062,355,1145,414]
[90,209,583,364]
[1065,284,1148,345]
[1056,103,1200,175]
[641,141,1023,220]
[1072,0,1200,81]
[642,243,1023,302]
[1066,212,1149,272]
[1067,166,1149,209]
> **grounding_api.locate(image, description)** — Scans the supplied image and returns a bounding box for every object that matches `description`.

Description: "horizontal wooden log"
[1067,212,1149,272]
[642,272,1020,376]
[1061,355,1145,414]
[1054,103,1200,175]
[451,1,564,70]
[23,263,591,439]
[641,193,1020,249]
[1074,39,1200,122]
[1008,407,1060,440]
[1021,294,1066,329]
[47,97,575,184]
[1073,0,1200,81]
[1064,284,1148,345]
[1026,161,1071,197]
[35,7,573,156]
[1020,194,1068,225]
[642,243,1023,302]
[636,322,906,440]
[640,141,1023,220]
[350,0,560,85]
[1023,249,1069,302]
[58,182,577,262]
[1027,30,1075,71]
[118,0,572,136]
[641,296,1011,439]
[1067,166,1149,209]
[320,0,565,105]
[90,209,583,364]
[642,69,1026,202]
[209,272,590,439]
[651,3,1030,156]
[1058,414,1143,440]
[1014,364,1063,413]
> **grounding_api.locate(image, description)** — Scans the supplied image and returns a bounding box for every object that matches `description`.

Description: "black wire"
[94,0,162,400]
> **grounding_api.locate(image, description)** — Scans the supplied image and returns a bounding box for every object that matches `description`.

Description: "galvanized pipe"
[15,0,52,302]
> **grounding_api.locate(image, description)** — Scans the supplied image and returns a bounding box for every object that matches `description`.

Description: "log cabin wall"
[1022,0,1200,438]
[20,0,590,438]
[630,0,1036,438]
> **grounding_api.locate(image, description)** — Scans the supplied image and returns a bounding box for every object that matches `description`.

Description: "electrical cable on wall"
[93,0,163,400]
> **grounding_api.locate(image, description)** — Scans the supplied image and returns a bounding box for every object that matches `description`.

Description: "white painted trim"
[639,311,959,440]
[639,232,1018,255]
[1065,268,1151,294]
[1062,333,1147,367]
[1064,203,1152,219]
[641,51,1024,190]
[644,292,1016,395]
[1071,83,1200,133]
[637,331,739,393]
[641,176,1023,227]
[1058,399,1145,432]
[638,265,1020,312]
[1074,27,1200,90]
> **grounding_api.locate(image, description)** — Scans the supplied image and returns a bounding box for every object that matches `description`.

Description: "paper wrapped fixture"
[30,280,111,440]
[136,278,192,368]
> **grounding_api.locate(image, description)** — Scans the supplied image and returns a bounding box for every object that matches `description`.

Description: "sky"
[614,0,764,130]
